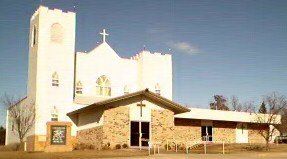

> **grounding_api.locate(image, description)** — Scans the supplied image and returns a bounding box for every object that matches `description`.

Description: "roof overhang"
[175,108,282,124]
[67,89,190,119]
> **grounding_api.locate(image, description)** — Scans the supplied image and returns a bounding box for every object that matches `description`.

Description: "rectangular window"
[52,79,59,87]
[76,87,82,94]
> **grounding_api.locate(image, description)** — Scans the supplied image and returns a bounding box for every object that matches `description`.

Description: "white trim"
[175,108,281,124]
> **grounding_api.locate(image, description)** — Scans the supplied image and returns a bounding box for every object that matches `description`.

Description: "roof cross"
[100,29,109,43]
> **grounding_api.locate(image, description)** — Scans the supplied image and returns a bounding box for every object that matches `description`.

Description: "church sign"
[50,125,67,145]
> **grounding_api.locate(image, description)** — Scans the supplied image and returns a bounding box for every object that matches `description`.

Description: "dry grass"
[161,143,287,154]
[0,149,148,159]
[0,144,286,159]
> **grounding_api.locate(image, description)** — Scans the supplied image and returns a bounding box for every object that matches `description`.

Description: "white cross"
[100,29,109,43]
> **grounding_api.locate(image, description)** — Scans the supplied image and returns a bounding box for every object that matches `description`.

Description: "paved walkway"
[109,153,287,159]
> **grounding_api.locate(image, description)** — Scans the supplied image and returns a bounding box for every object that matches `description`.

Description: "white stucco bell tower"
[27,6,76,135]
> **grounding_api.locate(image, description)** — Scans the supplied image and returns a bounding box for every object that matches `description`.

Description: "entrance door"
[130,121,150,147]
[131,122,139,146]
[236,123,248,143]
[141,122,149,146]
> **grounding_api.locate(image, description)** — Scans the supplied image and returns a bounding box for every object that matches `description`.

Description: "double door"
[130,121,150,147]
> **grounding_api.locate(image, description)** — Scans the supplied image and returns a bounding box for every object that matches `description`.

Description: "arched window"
[50,23,64,43]
[124,85,129,94]
[52,72,59,87]
[51,106,58,121]
[76,81,83,94]
[96,75,111,96]
[32,25,37,46]
[155,83,161,95]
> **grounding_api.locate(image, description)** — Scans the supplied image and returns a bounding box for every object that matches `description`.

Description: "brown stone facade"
[77,105,130,150]
[248,124,268,143]
[174,119,237,143]
[213,121,236,143]
[76,126,103,150]
[75,106,269,150]
[151,109,174,146]
[102,106,130,149]
[174,118,201,142]
[26,135,46,151]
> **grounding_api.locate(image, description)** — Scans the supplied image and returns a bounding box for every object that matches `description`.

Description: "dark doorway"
[130,121,150,147]
[201,126,213,141]
[141,122,149,146]
[131,122,139,146]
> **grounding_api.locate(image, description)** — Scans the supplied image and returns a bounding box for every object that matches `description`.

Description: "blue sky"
[0,0,287,126]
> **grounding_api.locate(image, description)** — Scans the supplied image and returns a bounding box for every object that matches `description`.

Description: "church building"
[5,6,280,152]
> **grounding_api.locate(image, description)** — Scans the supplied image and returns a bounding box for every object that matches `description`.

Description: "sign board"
[51,125,67,145]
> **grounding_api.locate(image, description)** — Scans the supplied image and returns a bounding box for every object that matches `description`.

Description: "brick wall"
[248,124,268,143]
[213,121,236,143]
[76,126,103,150]
[151,109,174,146]
[26,135,46,151]
[174,118,201,142]
[102,106,130,149]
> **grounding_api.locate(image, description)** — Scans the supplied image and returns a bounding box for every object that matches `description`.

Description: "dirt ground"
[112,153,287,159]
[0,144,286,159]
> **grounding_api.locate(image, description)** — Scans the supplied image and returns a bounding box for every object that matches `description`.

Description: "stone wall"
[174,118,201,142]
[151,109,174,146]
[174,119,237,143]
[26,135,46,152]
[76,126,103,150]
[102,106,130,149]
[45,122,73,152]
[213,121,236,143]
[248,124,268,143]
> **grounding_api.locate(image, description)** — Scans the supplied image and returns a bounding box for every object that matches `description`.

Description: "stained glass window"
[96,75,111,96]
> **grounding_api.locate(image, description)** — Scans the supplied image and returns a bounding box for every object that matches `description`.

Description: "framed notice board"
[50,125,67,145]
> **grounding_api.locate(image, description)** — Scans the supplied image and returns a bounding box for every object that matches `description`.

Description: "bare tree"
[210,95,229,111]
[230,96,255,112]
[254,92,287,151]
[242,101,255,113]
[230,96,242,111]
[1,94,35,145]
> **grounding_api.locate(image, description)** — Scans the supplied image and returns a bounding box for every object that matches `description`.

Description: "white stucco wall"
[7,5,173,141]
[26,6,78,136]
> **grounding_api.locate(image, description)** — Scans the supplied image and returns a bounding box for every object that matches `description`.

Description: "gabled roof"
[86,42,120,59]
[67,89,190,117]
